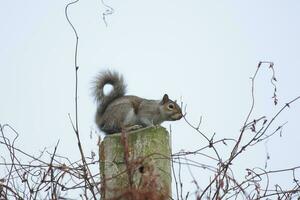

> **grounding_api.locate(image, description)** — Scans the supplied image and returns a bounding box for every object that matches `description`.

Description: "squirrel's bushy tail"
[93,70,126,114]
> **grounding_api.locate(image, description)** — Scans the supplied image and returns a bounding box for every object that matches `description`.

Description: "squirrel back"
[93,70,182,134]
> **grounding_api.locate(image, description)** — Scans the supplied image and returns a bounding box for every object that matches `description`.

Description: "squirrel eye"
[168,104,174,109]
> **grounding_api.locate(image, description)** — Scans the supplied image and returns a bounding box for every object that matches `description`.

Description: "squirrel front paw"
[124,125,143,132]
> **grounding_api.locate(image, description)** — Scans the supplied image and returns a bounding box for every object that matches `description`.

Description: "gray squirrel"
[93,70,183,134]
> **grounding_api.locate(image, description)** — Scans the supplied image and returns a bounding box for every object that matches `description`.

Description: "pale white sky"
[1,0,300,198]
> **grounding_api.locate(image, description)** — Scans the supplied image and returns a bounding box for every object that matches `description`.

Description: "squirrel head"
[160,94,183,121]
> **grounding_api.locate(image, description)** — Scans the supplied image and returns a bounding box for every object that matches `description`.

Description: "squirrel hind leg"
[99,122,121,135]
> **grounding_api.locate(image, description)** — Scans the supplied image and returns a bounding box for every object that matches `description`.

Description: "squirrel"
[93,70,183,134]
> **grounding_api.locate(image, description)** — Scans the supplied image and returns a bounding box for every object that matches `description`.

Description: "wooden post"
[99,126,171,200]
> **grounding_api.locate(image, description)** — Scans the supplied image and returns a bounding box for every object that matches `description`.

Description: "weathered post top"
[99,126,171,200]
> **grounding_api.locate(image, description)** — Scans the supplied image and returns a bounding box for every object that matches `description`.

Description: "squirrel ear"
[161,94,169,104]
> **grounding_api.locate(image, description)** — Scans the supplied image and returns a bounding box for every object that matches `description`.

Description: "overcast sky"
[1,0,300,198]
